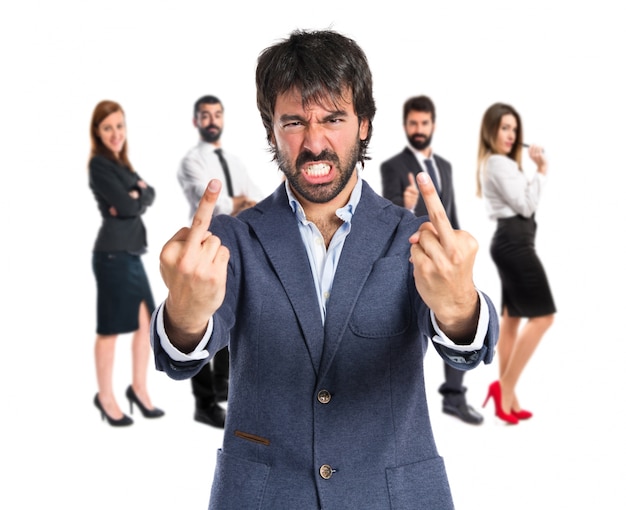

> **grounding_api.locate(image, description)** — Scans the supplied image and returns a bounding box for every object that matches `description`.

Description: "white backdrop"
[1,1,624,508]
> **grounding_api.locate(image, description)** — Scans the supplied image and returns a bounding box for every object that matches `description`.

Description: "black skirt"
[92,251,156,335]
[490,215,556,317]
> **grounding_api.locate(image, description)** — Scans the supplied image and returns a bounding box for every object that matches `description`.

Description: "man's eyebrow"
[324,109,348,120]
[278,108,349,124]
[278,114,305,123]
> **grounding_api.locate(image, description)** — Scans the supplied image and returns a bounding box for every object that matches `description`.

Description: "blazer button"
[317,389,331,404]
[319,464,334,479]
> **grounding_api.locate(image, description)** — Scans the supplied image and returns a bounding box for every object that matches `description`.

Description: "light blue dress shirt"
[285,175,360,324]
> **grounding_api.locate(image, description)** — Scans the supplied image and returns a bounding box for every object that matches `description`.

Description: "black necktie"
[215,148,234,197]
[423,158,440,194]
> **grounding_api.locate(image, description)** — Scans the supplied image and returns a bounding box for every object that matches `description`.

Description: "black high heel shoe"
[125,385,165,418]
[94,394,133,427]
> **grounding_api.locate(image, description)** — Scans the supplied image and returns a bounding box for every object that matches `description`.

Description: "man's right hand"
[232,195,257,216]
[160,179,230,352]
[403,172,419,211]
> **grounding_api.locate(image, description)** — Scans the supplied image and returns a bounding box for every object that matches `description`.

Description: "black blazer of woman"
[89,155,155,253]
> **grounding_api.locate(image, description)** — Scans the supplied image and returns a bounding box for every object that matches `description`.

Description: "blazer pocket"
[386,456,454,510]
[210,449,270,510]
[349,255,412,338]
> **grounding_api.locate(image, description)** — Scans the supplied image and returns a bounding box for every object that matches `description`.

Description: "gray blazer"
[152,180,497,510]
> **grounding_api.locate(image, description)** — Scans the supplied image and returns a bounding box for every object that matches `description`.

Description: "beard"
[198,125,222,143]
[407,132,432,151]
[276,136,361,204]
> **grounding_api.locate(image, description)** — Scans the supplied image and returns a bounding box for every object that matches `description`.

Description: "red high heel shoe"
[511,409,533,420]
[482,381,518,425]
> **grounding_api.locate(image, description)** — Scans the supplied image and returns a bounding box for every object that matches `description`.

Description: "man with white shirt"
[380,95,484,425]
[178,95,262,219]
[177,94,263,428]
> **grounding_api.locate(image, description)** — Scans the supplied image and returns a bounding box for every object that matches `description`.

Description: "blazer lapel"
[318,181,400,378]
[433,155,449,198]
[250,186,325,373]
[401,147,422,176]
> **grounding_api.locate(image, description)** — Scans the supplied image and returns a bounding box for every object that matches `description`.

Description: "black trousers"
[191,346,229,408]
[438,364,466,398]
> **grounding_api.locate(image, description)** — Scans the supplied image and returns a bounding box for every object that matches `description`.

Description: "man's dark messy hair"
[256,29,376,166]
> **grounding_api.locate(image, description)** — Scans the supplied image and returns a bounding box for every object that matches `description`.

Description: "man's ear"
[359,118,370,141]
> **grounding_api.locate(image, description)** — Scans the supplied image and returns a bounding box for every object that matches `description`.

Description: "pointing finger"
[407,172,417,189]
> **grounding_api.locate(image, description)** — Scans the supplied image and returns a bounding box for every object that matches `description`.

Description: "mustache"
[201,124,219,132]
[295,149,339,168]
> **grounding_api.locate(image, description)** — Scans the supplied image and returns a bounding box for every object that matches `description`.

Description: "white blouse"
[480,154,546,220]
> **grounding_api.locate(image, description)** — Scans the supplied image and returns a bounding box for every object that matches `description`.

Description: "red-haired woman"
[88,100,164,426]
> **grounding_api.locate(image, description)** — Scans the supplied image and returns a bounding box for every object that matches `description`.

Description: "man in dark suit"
[380,95,484,425]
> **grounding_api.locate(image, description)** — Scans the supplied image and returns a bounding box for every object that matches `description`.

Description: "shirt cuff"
[430,290,489,352]
[155,302,212,361]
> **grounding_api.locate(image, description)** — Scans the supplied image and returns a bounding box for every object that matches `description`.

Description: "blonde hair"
[476,102,523,197]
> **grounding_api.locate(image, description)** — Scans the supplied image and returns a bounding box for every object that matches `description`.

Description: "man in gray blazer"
[380,95,484,425]
[151,30,498,510]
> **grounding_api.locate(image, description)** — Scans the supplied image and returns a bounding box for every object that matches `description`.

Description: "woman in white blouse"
[476,103,556,425]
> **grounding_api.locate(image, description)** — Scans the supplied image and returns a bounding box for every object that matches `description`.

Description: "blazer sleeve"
[136,172,156,208]
[151,214,239,380]
[380,159,407,207]
[89,157,152,218]
[151,307,230,380]
[430,290,499,370]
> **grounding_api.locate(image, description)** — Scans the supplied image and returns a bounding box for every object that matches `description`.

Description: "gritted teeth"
[304,163,331,176]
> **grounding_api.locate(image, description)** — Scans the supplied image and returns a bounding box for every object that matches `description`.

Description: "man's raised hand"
[409,172,479,341]
[403,172,419,210]
[159,179,230,352]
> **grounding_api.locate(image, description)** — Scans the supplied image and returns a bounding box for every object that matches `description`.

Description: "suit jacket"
[152,180,497,510]
[380,147,460,229]
[89,155,155,252]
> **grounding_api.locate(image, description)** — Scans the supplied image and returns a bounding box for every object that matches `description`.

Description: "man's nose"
[302,124,327,154]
